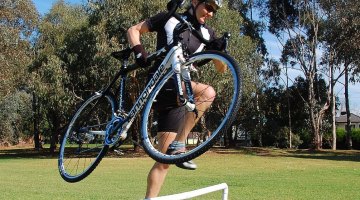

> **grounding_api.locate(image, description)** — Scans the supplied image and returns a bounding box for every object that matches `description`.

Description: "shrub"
[273,127,303,149]
[351,129,360,149]
[335,128,360,149]
[0,91,33,146]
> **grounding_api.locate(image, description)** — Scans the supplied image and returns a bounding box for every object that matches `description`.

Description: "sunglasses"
[204,2,217,13]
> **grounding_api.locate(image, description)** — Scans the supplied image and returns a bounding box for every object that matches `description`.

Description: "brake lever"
[223,32,231,54]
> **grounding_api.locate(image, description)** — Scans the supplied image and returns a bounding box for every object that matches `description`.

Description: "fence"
[148,183,229,200]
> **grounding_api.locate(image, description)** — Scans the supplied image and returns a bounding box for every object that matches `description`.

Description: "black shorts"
[148,73,186,133]
[157,107,187,133]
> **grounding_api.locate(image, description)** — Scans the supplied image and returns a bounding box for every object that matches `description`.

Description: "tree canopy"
[1,0,359,150]
[0,0,39,145]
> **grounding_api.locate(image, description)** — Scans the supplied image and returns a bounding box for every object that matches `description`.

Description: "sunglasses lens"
[205,3,217,13]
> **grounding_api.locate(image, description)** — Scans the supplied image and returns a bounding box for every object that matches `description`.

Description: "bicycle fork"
[172,46,199,118]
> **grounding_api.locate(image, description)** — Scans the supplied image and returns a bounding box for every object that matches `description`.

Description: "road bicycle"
[58,0,242,183]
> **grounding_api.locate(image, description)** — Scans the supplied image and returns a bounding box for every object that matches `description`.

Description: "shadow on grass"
[0,148,58,159]
[284,149,360,162]
[211,147,360,162]
[2,146,360,162]
[0,146,148,159]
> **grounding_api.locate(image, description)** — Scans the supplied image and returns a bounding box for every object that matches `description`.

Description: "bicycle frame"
[99,41,194,145]
[58,0,242,183]
[90,5,227,146]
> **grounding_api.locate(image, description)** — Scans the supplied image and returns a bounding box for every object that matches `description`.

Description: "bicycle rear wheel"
[58,93,115,182]
[141,50,242,164]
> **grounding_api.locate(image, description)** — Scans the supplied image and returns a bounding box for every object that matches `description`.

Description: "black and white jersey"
[146,11,217,55]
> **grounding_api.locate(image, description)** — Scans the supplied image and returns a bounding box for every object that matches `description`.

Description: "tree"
[87,0,260,148]
[0,91,33,146]
[227,0,269,146]
[319,0,360,149]
[0,0,39,145]
[30,0,91,152]
[263,0,340,149]
[0,0,39,100]
[26,0,260,151]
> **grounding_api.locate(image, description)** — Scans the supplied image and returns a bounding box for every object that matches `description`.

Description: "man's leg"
[145,132,176,198]
[166,82,215,170]
[175,82,216,141]
[146,82,216,198]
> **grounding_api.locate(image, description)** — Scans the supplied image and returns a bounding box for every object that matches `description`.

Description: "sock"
[168,141,185,150]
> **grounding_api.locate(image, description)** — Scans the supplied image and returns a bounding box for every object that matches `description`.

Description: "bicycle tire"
[141,50,242,164]
[58,93,115,182]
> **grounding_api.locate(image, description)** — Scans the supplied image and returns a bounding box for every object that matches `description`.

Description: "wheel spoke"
[58,94,113,182]
[141,51,242,164]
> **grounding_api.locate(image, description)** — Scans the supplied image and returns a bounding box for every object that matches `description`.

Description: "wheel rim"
[141,51,241,163]
[59,94,114,181]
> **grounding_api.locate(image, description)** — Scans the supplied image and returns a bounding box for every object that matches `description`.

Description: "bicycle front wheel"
[58,93,115,182]
[141,50,242,164]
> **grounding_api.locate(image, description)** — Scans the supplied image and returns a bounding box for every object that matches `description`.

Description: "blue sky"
[33,0,84,15]
[32,0,360,114]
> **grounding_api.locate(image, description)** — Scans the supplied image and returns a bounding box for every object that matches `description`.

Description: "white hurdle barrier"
[148,183,229,200]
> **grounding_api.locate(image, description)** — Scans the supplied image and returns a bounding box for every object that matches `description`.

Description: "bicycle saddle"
[111,47,132,61]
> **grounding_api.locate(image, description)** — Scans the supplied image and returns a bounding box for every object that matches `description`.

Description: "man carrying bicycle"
[127,0,225,198]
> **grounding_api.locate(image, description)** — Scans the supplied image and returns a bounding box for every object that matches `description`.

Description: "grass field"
[1,147,360,200]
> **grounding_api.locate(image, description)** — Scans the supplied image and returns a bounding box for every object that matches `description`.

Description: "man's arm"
[127,21,150,47]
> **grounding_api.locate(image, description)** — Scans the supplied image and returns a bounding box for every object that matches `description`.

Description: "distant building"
[336,113,360,129]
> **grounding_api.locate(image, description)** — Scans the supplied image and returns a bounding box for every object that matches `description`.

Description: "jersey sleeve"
[145,12,168,32]
[205,25,217,41]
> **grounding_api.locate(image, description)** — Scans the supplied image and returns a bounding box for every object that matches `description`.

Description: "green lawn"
[1,148,360,200]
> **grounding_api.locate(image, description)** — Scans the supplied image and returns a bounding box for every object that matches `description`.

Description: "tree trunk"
[308,74,320,150]
[330,59,337,150]
[49,112,60,154]
[331,89,336,150]
[286,64,292,148]
[344,63,352,149]
[313,79,332,151]
[331,68,337,150]
[309,65,332,151]
[255,90,262,147]
[226,128,236,148]
[32,93,42,150]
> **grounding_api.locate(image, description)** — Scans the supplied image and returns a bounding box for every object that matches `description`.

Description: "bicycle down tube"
[106,43,185,145]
